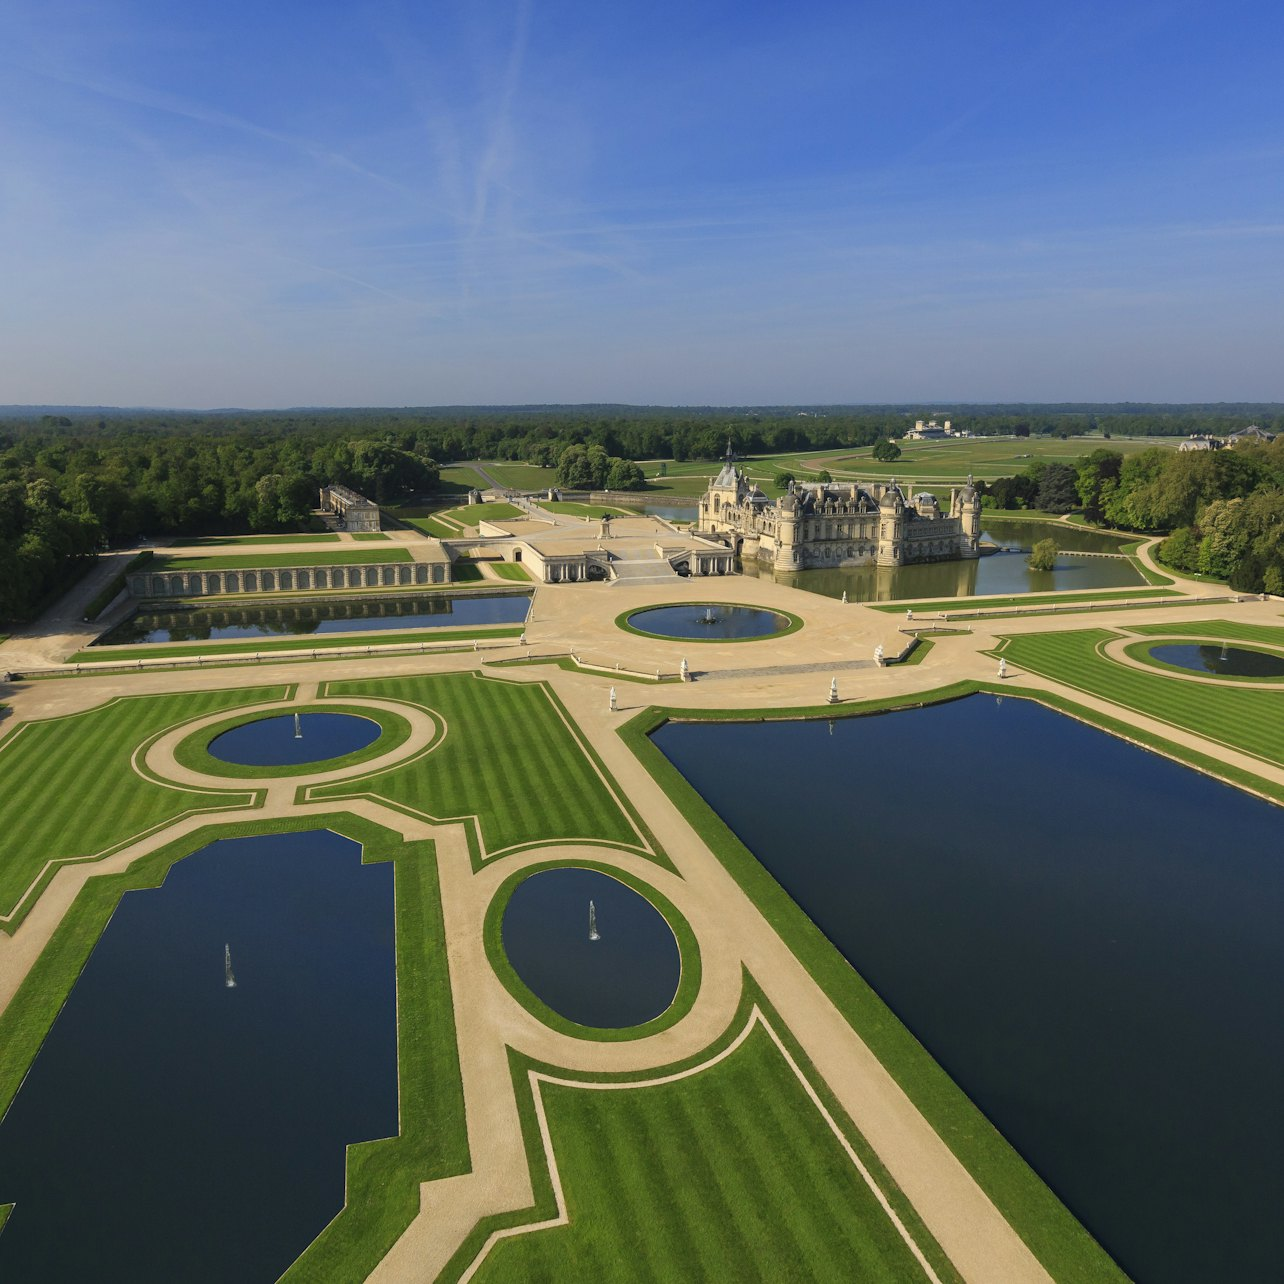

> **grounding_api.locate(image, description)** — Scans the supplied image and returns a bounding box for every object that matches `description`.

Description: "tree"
[1028,537,1058,571]
[872,438,901,462]
[773,471,794,489]
[1035,463,1079,513]
[815,470,833,483]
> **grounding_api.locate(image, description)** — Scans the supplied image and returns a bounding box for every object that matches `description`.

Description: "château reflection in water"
[741,521,1142,602]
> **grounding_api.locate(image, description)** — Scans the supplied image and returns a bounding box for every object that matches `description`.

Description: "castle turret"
[951,474,982,558]
[773,488,802,570]
[876,482,906,566]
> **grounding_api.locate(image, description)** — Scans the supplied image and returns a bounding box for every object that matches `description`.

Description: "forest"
[980,438,1284,593]
[2,404,1281,622]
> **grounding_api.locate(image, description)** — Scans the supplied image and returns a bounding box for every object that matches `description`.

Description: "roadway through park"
[1,542,1281,1281]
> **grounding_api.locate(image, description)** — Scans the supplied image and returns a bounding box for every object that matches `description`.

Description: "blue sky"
[1,0,1281,406]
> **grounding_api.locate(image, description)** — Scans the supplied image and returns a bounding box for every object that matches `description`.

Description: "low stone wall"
[128,560,450,599]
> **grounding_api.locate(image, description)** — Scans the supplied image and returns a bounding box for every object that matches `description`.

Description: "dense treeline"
[0,426,440,621]
[981,439,1284,593]
[4,405,1283,621]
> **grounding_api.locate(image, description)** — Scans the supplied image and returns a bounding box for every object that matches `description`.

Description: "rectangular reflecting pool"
[652,697,1284,1283]
[0,830,398,1282]
[97,591,531,645]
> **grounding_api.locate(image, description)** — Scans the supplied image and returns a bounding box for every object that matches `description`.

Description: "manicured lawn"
[1127,619,1284,646]
[401,515,456,538]
[470,461,553,490]
[445,502,524,526]
[351,531,391,541]
[869,587,1176,614]
[816,435,1175,484]
[470,1004,958,1282]
[157,548,413,571]
[312,673,647,859]
[69,625,522,664]
[0,686,281,924]
[996,628,1284,766]
[490,561,532,581]
[182,533,340,546]
[439,464,494,491]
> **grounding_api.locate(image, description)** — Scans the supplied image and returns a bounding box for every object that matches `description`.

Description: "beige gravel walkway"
[1,572,1281,1281]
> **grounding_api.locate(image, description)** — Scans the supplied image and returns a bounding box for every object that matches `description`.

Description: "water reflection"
[501,868,680,1027]
[741,522,1142,602]
[1149,643,1284,679]
[653,698,1284,1283]
[98,592,531,645]
[0,830,397,1282]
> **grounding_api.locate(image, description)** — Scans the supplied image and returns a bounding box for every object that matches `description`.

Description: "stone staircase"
[609,555,681,583]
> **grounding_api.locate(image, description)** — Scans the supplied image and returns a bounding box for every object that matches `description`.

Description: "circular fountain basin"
[625,603,792,641]
[1147,643,1284,679]
[500,867,680,1028]
[208,713,382,766]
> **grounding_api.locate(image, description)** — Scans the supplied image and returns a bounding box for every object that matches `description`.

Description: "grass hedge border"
[1122,637,1284,684]
[171,701,422,780]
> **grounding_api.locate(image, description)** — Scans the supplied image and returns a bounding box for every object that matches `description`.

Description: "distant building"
[904,418,953,441]
[695,446,981,571]
[319,484,381,531]
[1177,436,1219,453]
[1225,425,1276,447]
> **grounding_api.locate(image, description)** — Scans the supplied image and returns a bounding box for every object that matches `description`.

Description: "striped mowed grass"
[314,673,640,856]
[0,686,282,922]
[998,629,1284,766]
[1127,619,1284,647]
[157,548,412,570]
[473,1017,955,1283]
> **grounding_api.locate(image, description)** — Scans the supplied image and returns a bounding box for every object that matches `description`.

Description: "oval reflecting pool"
[1148,642,1284,678]
[627,603,790,640]
[501,868,680,1028]
[208,712,381,766]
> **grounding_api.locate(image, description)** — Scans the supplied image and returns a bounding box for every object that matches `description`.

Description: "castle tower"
[876,482,905,566]
[696,443,745,533]
[773,490,802,570]
[951,474,982,558]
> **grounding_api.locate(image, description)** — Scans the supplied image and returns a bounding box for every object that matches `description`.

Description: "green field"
[401,514,455,538]
[470,461,555,490]
[438,463,495,492]
[312,673,649,859]
[470,1000,957,1282]
[869,587,1175,614]
[996,628,1284,766]
[631,436,1178,494]
[157,548,413,571]
[182,533,340,546]
[0,686,281,924]
[401,502,524,538]
[1127,619,1284,646]
[351,531,391,541]
[489,561,532,581]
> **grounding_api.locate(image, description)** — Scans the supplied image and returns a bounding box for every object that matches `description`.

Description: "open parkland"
[1,498,1282,1282]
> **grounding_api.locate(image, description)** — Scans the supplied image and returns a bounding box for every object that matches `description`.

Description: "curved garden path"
[2,569,1282,1281]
